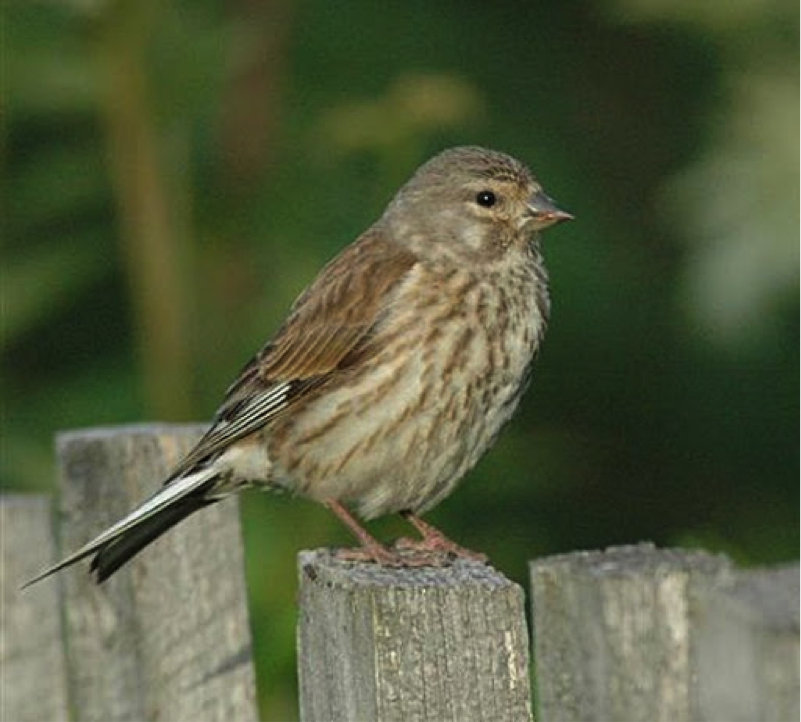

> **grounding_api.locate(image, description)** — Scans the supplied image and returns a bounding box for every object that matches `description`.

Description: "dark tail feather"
[22,467,219,589]
[91,496,215,582]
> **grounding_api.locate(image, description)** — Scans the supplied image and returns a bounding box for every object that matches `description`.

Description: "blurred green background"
[4,0,798,718]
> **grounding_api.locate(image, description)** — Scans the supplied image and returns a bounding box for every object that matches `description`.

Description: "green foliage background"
[4,0,798,718]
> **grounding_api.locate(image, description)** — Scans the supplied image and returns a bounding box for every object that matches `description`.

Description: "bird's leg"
[396,511,488,563]
[325,500,405,566]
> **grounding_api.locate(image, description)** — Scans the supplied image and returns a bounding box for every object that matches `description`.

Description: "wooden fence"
[1,425,798,721]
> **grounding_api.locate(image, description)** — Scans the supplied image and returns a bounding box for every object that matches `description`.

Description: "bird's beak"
[526,191,574,231]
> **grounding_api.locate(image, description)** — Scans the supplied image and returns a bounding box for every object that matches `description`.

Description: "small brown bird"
[26,146,571,586]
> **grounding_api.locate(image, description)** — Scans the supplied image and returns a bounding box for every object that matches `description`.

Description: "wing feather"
[167,231,417,479]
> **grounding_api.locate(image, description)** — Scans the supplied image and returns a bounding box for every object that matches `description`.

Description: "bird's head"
[382,146,572,266]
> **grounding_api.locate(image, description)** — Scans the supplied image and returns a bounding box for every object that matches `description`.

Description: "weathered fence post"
[693,561,799,721]
[530,543,799,722]
[50,424,257,722]
[1,495,70,722]
[7,427,798,722]
[297,549,532,722]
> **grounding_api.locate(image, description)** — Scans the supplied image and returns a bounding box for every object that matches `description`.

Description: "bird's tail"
[23,467,219,588]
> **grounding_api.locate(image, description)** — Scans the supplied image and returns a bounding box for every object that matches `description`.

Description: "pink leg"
[398,511,488,563]
[325,500,404,566]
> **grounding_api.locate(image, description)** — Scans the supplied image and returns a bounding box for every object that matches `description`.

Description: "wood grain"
[54,424,258,722]
[530,543,799,722]
[297,549,532,722]
[1,495,70,722]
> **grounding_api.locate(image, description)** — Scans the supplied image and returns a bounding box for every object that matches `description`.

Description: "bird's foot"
[392,534,488,564]
[398,510,488,563]
[333,541,452,568]
[333,543,406,567]
[325,500,487,567]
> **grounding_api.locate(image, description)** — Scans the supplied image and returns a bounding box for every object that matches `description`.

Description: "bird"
[24,146,572,587]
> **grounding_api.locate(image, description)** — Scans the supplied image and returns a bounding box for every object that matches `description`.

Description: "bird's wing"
[168,230,417,478]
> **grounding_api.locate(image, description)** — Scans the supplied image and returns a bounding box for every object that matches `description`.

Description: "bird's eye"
[475,191,497,208]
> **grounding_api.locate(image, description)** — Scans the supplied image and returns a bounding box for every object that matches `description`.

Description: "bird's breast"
[267,256,549,518]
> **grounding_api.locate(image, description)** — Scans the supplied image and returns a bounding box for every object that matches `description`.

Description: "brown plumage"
[25,146,571,586]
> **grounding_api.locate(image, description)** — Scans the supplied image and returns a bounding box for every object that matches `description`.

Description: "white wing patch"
[214,381,293,443]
